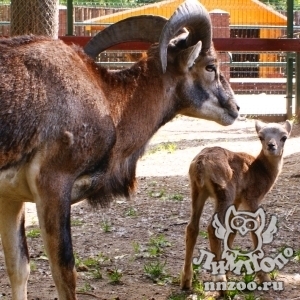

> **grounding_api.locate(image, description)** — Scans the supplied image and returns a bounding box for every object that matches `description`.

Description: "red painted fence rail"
[59,37,300,52]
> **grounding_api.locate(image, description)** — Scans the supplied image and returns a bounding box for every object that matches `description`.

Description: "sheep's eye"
[206,64,215,72]
[259,136,264,141]
[281,136,287,142]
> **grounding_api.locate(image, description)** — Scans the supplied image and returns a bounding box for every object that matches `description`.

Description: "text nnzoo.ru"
[204,281,284,292]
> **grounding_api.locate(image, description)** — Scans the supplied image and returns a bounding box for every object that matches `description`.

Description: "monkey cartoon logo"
[213,206,278,263]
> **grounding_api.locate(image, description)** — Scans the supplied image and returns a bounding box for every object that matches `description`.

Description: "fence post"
[286,0,294,119]
[67,0,74,36]
[11,0,58,38]
[296,53,300,118]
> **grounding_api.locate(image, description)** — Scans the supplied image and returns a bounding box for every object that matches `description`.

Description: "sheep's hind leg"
[0,200,30,300]
[208,198,236,283]
[181,185,209,290]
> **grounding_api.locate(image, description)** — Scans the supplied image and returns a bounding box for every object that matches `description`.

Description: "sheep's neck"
[101,63,175,153]
[255,150,283,180]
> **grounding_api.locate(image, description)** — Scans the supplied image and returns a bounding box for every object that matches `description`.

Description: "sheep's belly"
[0,167,33,202]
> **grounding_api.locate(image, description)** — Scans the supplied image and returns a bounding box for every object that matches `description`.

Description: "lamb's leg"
[242,202,271,283]
[0,200,30,300]
[251,212,271,283]
[181,184,209,290]
[208,199,235,282]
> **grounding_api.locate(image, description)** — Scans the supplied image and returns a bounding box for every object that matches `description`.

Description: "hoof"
[180,269,193,290]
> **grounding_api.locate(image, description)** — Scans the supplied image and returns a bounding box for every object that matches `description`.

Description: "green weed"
[167,293,187,300]
[242,273,255,284]
[71,218,84,226]
[269,268,279,280]
[132,241,141,254]
[149,189,165,199]
[147,234,171,256]
[147,142,177,155]
[30,261,37,272]
[293,249,300,262]
[244,293,259,300]
[125,207,137,217]
[107,266,123,284]
[90,267,103,279]
[78,282,93,292]
[199,231,208,239]
[169,193,184,201]
[144,260,167,282]
[101,220,112,233]
[26,228,41,238]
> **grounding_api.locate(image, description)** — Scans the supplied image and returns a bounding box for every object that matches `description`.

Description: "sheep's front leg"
[0,200,30,300]
[34,175,77,300]
[246,203,271,283]
[181,185,208,290]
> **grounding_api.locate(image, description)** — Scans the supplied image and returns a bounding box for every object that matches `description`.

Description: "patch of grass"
[167,292,188,300]
[30,261,37,272]
[71,218,84,226]
[244,293,259,300]
[149,189,165,199]
[74,253,85,270]
[144,260,167,282]
[101,220,112,233]
[78,282,93,292]
[147,234,171,256]
[132,241,141,254]
[225,288,239,300]
[169,193,184,201]
[242,273,255,285]
[149,234,171,248]
[83,257,99,268]
[147,142,177,155]
[90,267,103,279]
[293,249,300,262]
[199,231,208,239]
[107,266,123,284]
[26,228,41,238]
[125,207,137,217]
[269,268,279,280]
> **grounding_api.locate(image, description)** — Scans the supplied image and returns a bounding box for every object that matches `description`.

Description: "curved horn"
[84,15,167,59]
[159,0,212,73]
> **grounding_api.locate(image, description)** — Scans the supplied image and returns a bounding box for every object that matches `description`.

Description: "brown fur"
[181,120,292,290]
[0,26,239,298]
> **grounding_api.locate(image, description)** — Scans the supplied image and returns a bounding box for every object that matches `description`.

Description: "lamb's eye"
[205,64,215,72]
[281,136,287,142]
[259,136,264,141]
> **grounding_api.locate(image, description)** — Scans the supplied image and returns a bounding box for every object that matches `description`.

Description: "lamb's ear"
[284,120,293,136]
[179,41,202,71]
[255,120,265,134]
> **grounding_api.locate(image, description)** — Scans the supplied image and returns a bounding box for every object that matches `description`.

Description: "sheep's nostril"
[236,104,240,111]
[268,143,276,150]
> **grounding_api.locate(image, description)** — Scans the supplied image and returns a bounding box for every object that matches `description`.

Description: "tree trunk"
[11,0,59,38]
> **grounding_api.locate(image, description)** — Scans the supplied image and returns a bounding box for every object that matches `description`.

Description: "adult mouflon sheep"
[0,0,239,299]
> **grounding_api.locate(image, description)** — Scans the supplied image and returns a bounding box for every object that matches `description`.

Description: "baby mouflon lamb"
[181,120,292,289]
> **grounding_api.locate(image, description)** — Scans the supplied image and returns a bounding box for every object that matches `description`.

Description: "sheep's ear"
[284,120,293,135]
[255,120,265,133]
[179,41,202,70]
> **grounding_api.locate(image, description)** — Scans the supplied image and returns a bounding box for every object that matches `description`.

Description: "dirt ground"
[0,116,300,300]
